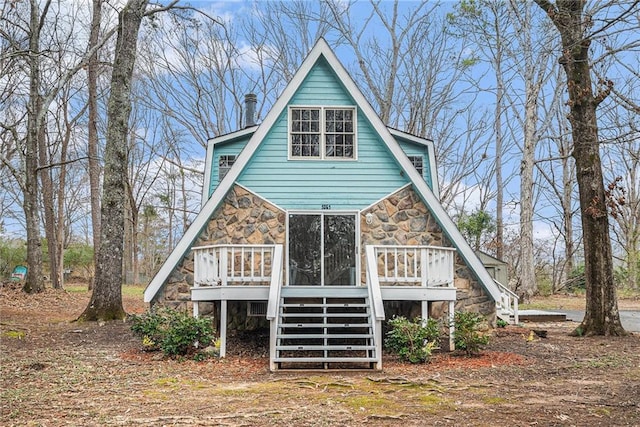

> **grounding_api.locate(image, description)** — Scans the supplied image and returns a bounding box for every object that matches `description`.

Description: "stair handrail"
[366,245,385,370]
[494,279,519,324]
[365,245,385,321]
[267,245,283,371]
[266,245,284,320]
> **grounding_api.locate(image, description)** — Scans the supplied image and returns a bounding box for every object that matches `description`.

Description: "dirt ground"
[1,284,639,426]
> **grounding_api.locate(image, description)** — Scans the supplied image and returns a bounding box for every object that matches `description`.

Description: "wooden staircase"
[495,279,520,325]
[272,287,378,370]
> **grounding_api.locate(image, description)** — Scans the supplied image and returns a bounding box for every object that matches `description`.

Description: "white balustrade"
[372,245,456,287]
[495,279,519,324]
[192,244,277,287]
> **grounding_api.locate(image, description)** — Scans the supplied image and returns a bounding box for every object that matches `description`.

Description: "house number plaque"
[321,204,331,210]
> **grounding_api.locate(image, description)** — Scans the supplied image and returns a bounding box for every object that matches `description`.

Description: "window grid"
[289,107,355,159]
[325,109,354,158]
[408,155,423,176]
[219,155,236,180]
[291,108,321,158]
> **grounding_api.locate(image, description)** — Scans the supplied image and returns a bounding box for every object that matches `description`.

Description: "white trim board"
[144,38,500,304]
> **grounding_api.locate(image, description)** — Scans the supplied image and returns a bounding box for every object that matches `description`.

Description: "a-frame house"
[144,38,517,370]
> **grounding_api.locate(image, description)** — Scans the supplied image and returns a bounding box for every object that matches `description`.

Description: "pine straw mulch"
[1,284,639,426]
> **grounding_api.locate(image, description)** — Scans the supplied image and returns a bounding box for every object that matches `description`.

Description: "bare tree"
[449,0,521,261]
[87,0,104,289]
[535,97,580,292]
[22,0,47,293]
[502,2,560,299]
[123,106,170,284]
[596,40,640,291]
[79,0,152,321]
[534,0,636,336]
[1,0,117,293]
[136,14,241,145]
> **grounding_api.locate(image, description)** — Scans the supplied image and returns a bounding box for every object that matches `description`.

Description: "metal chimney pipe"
[245,93,257,128]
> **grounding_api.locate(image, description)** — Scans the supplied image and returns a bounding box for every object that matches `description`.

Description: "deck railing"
[193,244,279,287]
[371,245,456,287]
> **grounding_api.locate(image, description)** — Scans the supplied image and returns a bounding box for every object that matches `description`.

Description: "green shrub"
[130,308,215,357]
[385,316,441,363]
[452,311,489,356]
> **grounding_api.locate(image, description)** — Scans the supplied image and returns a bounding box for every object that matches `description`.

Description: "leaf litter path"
[1,284,639,426]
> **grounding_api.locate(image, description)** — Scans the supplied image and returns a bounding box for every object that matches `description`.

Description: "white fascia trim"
[202,127,258,208]
[358,179,499,301]
[387,128,440,198]
[378,136,500,302]
[145,44,331,303]
[388,128,434,147]
[201,140,214,208]
[411,175,501,302]
[207,126,257,146]
[426,138,440,199]
[321,44,499,302]
[145,38,498,303]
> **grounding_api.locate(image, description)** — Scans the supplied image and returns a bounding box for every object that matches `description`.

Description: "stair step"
[276,345,375,351]
[281,303,368,308]
[277,333,373,339]
[279,323,371,328]
[273,357,377,363]
[280,312,368,318]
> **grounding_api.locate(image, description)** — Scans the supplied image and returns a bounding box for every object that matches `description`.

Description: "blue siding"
[237,57,410,210]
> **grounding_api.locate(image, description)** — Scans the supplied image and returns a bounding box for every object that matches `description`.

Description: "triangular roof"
[144,38,500,303]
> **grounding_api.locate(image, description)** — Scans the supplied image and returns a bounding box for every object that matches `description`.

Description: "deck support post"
[220,300,227,358]
[374,319,383,370]
[269,319,277,371]
[448,300,455,351]
[421,301,428,320]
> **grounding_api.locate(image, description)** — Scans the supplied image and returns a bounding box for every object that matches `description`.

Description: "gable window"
[408,155,423,176]
[219,155,236,180]
[289,107,355,159]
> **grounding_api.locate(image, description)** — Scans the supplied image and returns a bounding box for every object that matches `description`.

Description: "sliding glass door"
[288,213,357,286]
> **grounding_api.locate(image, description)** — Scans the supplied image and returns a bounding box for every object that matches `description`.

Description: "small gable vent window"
[219,155,236,180]
[408,155,424,176]
[289,107,356,160]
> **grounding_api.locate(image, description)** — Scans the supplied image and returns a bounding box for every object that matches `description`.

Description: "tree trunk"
[23,0,45,294]
[87,0,104,291]
[56,106,73,289]
[78,0,149,321]
[518,7,539,301]
[561,136,574,286]
[518,90,536,300]
[495,78,504,261]
[535,0,625,336]
[39,108,61,290]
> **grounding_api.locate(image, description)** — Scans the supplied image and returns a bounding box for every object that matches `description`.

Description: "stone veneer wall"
[151,183,495,329]
[151,185,286,332]
[360,185,496,323]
